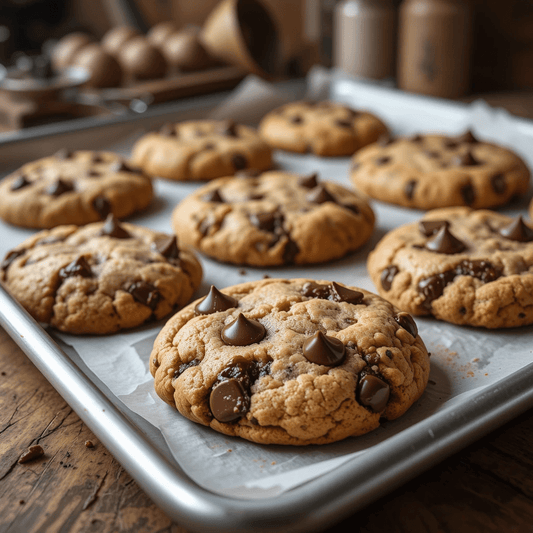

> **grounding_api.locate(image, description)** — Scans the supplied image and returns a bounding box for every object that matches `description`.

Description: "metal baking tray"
[2,77,533,532]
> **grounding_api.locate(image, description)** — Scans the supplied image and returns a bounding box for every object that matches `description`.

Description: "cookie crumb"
[85,440,94,448]
[19,500,25,505]
[227,449,232,452]
[271,461,276,465]
[263,274,271,279]
[472,357,480,363]
[18,445,44,464]
[239,269,247,276]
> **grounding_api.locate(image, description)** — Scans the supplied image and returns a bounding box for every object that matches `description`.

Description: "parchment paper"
[2,69,533,498]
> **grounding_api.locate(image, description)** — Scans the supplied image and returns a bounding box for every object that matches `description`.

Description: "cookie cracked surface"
[258,101,389,156]
[367,207,533,328]
[0,150,153,229]
[350,132,530,210]
[1,216,202,334]
[130,119,272,181]
[150,278,430,446]
[171,171,375,266]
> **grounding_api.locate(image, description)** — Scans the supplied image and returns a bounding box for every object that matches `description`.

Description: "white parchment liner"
[2,70,533,498]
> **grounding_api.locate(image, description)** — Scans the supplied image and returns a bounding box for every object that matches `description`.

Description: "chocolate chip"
[456,260,501,283]
[425,226,466,254]
[210,379,248,422]
[283,238,299,264]
[307,184,335,204]
[221,313,266,346]
[109,160,137,173]
[395,312,418,337]
[290,115,303,124]
[10,175,31,191]
[419,219,450,237]
[18,445,45,464]
[410,134,423,143]
[86,170,101,178]
[195,286,238,315]
[490,173,506,195]
[92,196,111,219]
[202,189,224,203]
[128,281,160,310]
[377,134,395,147]
[250,212,279,232]
[204,143,216,150]
[232,154,247,171]
[220,120,238,137]
[444,139,459,149]
[418,272,455,309]
[519,312,526,319]
[91,153,105,163]
[58,256,92,281]
[460,183,475,205]
[1,249,26,271]
[154,235,180,259]
[330,282,364,304]
[249,193,264,200]
[453,151,480,167]
[381,266,399,291]
[159,123,177,137]
[302,331,346,366]
[344,203,360,215]
[456,130,478,144]
[298,173,319,189]
[54,149,73,160]
[357,375,390,412]
[174,358,200,378]
[46,179,73,197]
[335,119,352,128]
[499,215,533,242]
[302,281,330,299]
[405,180,417,200]
[375,156,391,166]
[99,215,131,239]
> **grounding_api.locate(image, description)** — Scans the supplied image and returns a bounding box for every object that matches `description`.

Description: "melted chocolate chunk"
[453,151,479,167]
[290,115,303,124]
[128,281,160,310]
[335,118,353,128]
[1,249,26,271]
[375,156,391,166]
[250,211,282,232]
[425,226,466,254]
[54,149,73,160]
[220,120,238,137]
[490,173,506,195]
[221,313,265,346]
[419,219,449,237]
[109,160,137,174]
[405,180,417,200]
[159,123,177,137]
[302,331,346,366]
[202,189,224,203]
[92,196,111,219]
[58,256,92,281]
[307,184,335,204]
[283,238,299,264]
[395,312,418,337]
[99,215,131,239]
[302,281,331,299]
[232,154,247,171]
[499,216,533,242]
[154,235,180,259]
[357,375,390,412]
[381,266,399,291]
[210,379,248,422]
[174,358,200,379]
[47,179,73,197]
[330,282,364,304]
[10,175,31,191]
[195,286,238,315]
[411,134,423,143]
[298,173,319,189]
[460,183,475,206]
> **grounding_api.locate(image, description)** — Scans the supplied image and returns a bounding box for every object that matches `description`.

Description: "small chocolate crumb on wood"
[18,444,45,464]
[85,440,95,448]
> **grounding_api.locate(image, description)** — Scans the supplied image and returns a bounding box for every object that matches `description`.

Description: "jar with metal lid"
[334,0,396,80]
[397,0,472,98]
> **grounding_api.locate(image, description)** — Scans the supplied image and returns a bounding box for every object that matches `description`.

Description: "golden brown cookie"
[367,207,533,328]
[258,100,389,156]
[130,120,272,181]
[171,171,375,266]
[350,131,530,210]
[1,216,202,334]
[0,150,153,229]
[150,278,430,445]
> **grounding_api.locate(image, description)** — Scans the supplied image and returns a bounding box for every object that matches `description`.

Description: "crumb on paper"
[227,449,232,452]
[472,358,480,362]
[271,461,276,465]
[263,274,271,279]
[239,269,247,276]
[18,445,44,464]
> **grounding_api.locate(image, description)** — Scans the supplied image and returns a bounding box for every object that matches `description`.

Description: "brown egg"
[72,43,122,88]
[147,21,179,49]
[118,36,167,81]
[162,30,216,72]
[101,26,140,57]
[51,32,93,71]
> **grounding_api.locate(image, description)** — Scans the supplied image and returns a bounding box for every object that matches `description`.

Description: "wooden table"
[1,325,532,533]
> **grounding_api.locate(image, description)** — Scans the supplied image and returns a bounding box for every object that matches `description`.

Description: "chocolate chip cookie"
[171,171,375,266]
[150,278,430,445]
[130,120,273,181]
[258,101,389,156]
[1,216,202,334]
[0,150,153,229]
[367,207,533,328]
[350,131,530,210]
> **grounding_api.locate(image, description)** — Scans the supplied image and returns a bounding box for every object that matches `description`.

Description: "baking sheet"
[1,69,533,509]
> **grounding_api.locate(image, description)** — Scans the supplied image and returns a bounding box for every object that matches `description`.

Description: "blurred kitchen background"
[1,0,533,131]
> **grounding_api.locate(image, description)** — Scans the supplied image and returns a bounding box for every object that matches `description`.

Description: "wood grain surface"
[1,326,532,533]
